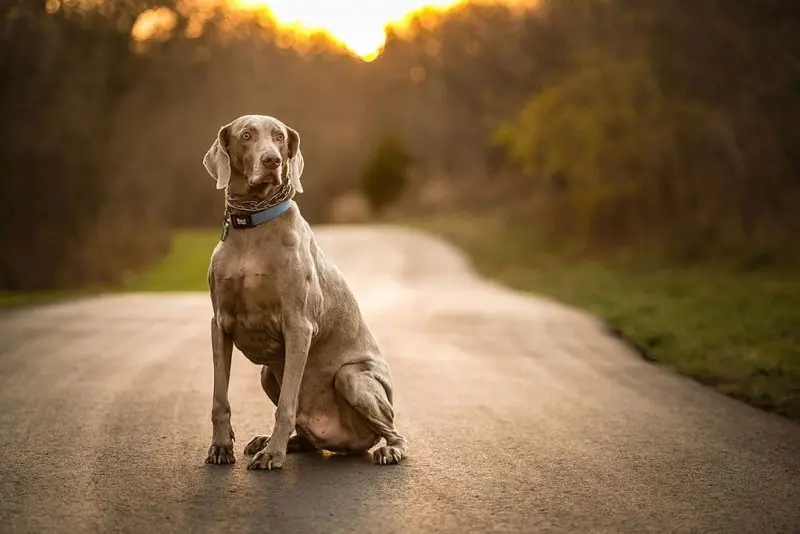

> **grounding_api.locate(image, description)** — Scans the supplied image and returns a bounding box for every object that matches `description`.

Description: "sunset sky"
[231,0,470,59]
[126,0,525,61]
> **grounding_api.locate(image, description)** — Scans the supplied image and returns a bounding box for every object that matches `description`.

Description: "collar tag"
[230,214,253,229]
[226,199,293,231]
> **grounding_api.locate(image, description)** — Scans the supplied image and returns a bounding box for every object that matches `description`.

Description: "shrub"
[359,135,413,214]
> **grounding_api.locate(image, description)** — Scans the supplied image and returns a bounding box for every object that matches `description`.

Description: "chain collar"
[225,180,295,214]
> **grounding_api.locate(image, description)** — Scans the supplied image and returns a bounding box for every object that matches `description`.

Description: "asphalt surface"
[1,226,799,534]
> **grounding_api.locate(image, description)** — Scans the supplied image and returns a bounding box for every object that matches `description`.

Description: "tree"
[359,135,414,214]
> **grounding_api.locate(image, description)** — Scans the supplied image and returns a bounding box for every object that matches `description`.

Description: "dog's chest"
[212,247,286,365]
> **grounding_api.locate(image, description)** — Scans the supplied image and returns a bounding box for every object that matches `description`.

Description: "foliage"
[0,0,368,290]
[0,0,170,290]
[3,0,800,289]
[386,0,800,259]
[495,55,745,250]
[359,135,414,213]
[0,229,217,306]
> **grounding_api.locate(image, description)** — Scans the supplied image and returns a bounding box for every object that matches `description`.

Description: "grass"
[407,214,800,422]
[0,289,98,310]
[123,229,218,292]
[0,229,219,309]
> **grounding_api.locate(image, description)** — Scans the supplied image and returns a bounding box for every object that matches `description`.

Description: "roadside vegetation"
[0,230,217,309]
[408,215,800,422]
[360,135,414,215]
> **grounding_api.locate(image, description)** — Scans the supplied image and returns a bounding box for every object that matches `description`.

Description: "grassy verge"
[407,214,800,422]
[0,290,98,310]
[0,230,219,309]
[123,229,218,292]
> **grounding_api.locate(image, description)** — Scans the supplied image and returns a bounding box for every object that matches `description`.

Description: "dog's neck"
[226,180,295,215]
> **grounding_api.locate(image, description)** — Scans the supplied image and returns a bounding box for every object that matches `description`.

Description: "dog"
[201,114,408,470]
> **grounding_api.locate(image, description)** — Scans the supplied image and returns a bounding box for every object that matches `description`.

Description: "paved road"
[1,226,798,534]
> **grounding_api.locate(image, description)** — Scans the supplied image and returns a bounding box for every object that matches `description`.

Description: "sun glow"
[232,0,466,60]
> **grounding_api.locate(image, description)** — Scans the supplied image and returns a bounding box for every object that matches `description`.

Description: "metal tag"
[220,219,229,242]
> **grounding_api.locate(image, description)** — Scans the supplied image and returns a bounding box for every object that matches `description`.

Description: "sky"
[232,0,469,60]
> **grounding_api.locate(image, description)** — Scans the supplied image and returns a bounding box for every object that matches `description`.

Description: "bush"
[493,54,789,256]
[359,135,413,214]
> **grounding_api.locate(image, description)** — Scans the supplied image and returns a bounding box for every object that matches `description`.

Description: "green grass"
[0,290,97,310]
[124,229,219,292]
[407,214,800,422]
[0,229,219,309]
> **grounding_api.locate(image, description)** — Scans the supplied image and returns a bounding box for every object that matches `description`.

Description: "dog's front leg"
[247,316,312,470]
[205,317,236,465]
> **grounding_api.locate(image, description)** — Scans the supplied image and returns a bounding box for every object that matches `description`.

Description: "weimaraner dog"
[201,114,408,470]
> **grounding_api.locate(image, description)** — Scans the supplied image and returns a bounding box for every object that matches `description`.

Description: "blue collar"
[228,199,293,229]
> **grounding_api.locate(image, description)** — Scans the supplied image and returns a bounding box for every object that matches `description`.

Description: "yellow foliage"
[496,56,671,185]
[493,53,748,248]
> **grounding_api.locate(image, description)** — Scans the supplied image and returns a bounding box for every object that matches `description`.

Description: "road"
[0,226,798,534]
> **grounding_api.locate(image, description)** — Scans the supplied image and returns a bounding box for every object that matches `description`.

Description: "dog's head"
[203,115,304,196]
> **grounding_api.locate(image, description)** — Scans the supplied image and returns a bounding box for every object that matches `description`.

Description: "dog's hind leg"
[334,360,408,465]
[244,365,315,455]
[260,364,281,405]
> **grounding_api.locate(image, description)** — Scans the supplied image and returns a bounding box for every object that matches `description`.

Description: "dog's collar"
[227,200,293,230]
[226,179,295,213]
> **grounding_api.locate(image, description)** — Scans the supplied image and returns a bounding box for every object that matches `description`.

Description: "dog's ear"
[289,148,304,194]
[203,124,231,190]
[286,126,304,194]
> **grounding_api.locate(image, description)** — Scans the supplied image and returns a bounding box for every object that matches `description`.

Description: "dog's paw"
[205,444,236,465]
[246,447,286,470]
[244,435,270,455]
[372,445,403,465]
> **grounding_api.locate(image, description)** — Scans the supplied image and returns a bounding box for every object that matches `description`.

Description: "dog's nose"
[261,154,281,170]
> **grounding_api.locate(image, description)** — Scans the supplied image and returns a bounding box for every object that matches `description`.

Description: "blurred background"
[0,0,798,417]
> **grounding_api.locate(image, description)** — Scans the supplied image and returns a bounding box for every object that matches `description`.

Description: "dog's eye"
[275,132,285,142]
[241,131,252,141]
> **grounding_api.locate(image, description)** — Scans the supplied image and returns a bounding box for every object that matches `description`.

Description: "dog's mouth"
[247,170,281,187]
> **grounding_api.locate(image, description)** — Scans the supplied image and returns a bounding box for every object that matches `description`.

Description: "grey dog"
[202,114,408,470]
